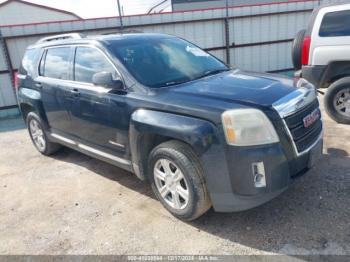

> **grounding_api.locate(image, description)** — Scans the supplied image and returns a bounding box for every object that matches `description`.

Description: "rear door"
[37,46,74,133]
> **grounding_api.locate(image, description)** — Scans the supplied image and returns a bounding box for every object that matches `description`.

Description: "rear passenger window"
[43,47,71,79]
[74,47,116,83]
[319,10,350,37]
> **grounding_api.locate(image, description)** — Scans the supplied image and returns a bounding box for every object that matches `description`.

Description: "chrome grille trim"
[282,119,323,156]
[272,80,323,156]
[272,80,317,118]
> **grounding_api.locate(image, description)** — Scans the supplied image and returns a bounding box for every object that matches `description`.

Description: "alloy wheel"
[29,119,46,152]
[334,88,350,117]
[154,159,190,210]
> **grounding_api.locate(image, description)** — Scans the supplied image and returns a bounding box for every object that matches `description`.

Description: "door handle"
[70,88,80,96]
[35,82,42,88]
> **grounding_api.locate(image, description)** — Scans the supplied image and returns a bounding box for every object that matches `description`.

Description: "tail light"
[13,72,18,90]
[301,36,311,66]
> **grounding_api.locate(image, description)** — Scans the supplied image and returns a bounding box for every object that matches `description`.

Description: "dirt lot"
[0,96,349,256]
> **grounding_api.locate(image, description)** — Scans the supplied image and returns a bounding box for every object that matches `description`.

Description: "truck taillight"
[13,72,18,90]
[301,36,311,66]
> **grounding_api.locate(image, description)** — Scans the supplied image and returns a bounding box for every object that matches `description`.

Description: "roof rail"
[36,33,84,44]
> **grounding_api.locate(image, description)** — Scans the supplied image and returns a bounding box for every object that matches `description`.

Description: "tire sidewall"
[325,78,350,124]
[26,112,49,154]
[292,29,306,70]
[148,147,199,219]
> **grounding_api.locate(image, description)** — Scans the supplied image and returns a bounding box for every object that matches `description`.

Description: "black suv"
[17,33,323,220]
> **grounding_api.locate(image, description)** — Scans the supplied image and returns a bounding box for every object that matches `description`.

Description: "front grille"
[284,100,322,153]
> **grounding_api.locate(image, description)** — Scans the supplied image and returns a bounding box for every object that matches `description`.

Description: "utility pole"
[117,0,124,31]
[226,0,229,17]
[224,0,230,65]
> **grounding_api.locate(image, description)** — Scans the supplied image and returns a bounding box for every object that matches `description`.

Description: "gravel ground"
[0,96,349,256]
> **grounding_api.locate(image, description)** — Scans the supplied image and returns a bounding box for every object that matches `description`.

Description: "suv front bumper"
[206,137,323,212]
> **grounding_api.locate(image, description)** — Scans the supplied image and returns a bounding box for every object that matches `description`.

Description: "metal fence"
[0,0,344,109]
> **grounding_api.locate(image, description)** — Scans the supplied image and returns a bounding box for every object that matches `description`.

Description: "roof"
[0,0,82,20]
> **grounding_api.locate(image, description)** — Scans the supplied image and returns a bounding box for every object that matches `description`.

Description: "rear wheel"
[324,77,350,124]
[148,140,211,221]
[27,112,61,155]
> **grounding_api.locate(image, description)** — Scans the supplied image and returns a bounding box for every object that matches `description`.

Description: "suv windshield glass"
[109,37,228,88]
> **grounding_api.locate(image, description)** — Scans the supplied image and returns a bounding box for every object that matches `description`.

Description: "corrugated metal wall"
[0,32,17,109]
[0,0,344,108]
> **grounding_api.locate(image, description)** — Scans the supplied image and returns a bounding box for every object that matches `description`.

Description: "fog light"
[252,162,266,188]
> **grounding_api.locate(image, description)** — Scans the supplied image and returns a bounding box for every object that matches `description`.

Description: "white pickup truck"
[292,3,350,124]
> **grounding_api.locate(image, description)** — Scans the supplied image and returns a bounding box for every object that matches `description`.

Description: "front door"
[68,46,129,156]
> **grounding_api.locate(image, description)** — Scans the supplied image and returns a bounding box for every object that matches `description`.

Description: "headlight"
[222,108,279,146]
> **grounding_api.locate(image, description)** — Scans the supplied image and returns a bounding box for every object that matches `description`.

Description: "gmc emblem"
[303,109,320,128]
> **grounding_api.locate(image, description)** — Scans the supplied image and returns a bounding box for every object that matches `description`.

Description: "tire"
[324,77,350,124]
[292,29,306,70]
[148,140,211,221]
[26,112,61,155]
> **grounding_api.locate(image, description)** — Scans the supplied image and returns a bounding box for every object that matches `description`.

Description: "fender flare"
[320,61,350,88]
[18,88,49,130]
[129,109,221,181]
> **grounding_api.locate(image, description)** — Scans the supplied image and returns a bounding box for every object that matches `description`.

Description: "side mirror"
[92,72,123,89]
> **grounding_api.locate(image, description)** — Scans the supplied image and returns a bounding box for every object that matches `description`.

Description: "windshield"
[109,37,228,88]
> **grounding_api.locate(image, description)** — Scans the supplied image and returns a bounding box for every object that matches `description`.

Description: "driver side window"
[74,47,116,83]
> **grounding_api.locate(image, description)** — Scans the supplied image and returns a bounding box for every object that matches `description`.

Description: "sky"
[0,0,172,18]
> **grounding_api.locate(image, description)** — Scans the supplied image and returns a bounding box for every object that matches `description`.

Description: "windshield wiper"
[160,69,229,87]
[196,68,230,80]
[163,79,189,87]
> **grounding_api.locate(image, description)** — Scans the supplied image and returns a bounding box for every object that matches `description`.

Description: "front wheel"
[148,140,211,221]
[324,77,350,124]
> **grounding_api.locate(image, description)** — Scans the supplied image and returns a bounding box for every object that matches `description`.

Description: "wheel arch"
[19,102,35,121]
[320,61,350,88]
[19,101,50,130]
[17,87,50,130]
[129,109,219,181]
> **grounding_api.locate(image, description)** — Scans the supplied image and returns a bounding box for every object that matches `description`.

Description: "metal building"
[0,0,81,115]
[0,0,81,26]
[0,0,344,113]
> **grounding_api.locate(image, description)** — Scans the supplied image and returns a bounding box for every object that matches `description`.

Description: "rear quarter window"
[319,10,350,37]
[19,49,39,76]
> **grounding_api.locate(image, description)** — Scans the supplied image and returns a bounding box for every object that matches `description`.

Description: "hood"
[168,69,297,108]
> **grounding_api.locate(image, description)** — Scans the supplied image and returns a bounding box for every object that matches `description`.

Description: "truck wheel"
[292,29,306,70]
[148,140,211,221]
[324,77,350,124]
[26,112,61,155]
